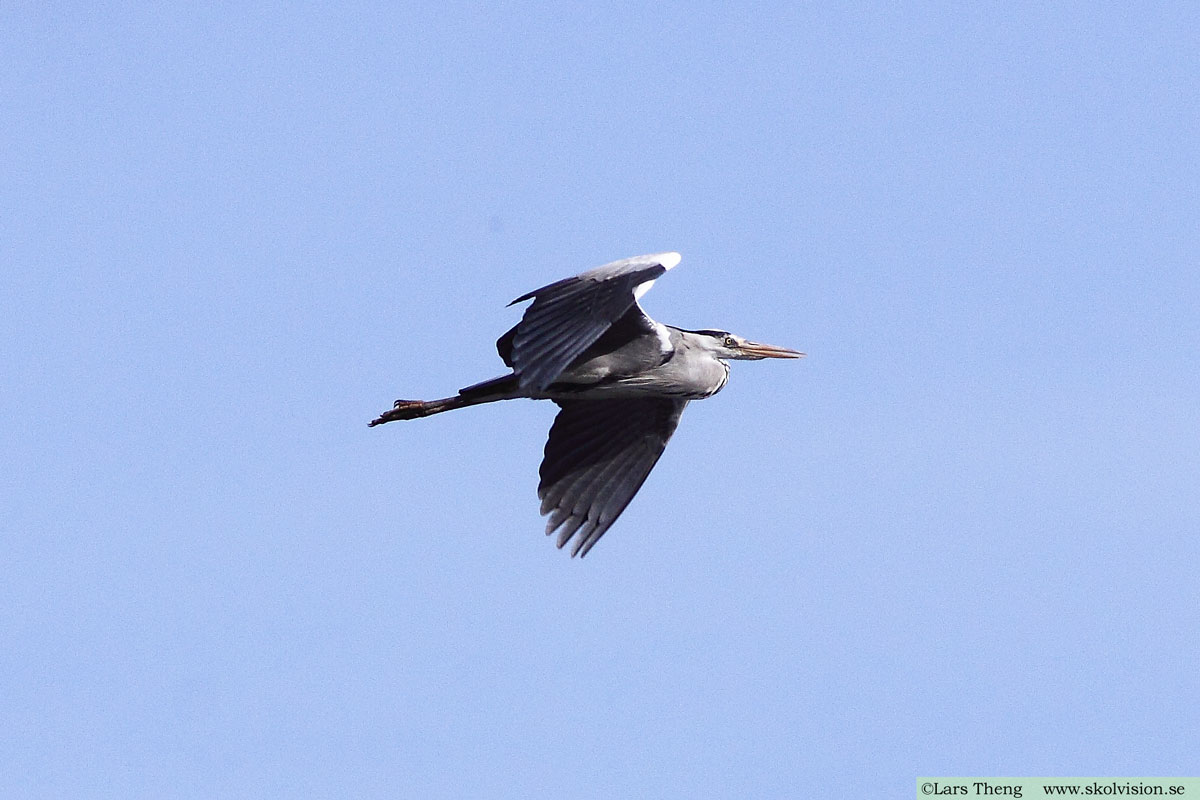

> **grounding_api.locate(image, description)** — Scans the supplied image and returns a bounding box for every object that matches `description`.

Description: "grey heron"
[370,252,803,557]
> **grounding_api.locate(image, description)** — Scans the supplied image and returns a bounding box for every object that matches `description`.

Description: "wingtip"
[657,252,681,270]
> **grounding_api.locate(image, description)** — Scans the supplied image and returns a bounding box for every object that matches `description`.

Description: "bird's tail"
[368,374,520,427]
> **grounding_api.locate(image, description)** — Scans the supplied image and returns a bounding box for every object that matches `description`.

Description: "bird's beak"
[739,341,806,360]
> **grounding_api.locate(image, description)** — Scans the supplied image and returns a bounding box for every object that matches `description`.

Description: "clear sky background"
[3,2,1198,797]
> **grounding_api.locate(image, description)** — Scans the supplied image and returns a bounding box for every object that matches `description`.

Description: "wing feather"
[538,397,688,557]
[506,253,679,391]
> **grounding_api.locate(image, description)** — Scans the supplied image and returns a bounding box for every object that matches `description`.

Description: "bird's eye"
[724,336,737,347]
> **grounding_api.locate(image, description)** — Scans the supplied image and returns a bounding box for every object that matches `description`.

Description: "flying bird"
[370,252,803,557]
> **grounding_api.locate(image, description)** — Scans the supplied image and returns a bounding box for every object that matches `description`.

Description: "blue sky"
[3,2,1198,797]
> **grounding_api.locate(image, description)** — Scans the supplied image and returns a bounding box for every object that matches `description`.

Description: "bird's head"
[691,329,805,361]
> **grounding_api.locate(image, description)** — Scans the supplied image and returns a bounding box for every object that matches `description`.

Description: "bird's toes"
[371,400,431,425]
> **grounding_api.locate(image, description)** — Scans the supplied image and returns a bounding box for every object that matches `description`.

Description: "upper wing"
[538,397,688,557]
[504,252,681,391]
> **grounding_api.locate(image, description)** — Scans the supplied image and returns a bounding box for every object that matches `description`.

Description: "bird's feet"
[368,399,431,426]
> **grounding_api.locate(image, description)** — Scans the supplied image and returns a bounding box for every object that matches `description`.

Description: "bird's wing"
[538,397,688,557]
[505,252,681,391]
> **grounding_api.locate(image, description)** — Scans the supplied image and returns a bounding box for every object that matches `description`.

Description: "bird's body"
[485,322,731,402]
[371,252,802,556]
[545,325,730,399]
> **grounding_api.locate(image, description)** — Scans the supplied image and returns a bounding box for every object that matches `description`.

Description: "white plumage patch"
[633,252,682,299]
[651,319,672,353]
[656,251,682,269]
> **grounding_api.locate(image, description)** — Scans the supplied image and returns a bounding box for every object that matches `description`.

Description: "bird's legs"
[369,374,523,427]
[368,397,466,426]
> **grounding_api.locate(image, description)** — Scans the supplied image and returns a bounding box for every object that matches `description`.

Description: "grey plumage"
[371,252,802,557]
[506,254,670,392]
[539,398,686,557]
